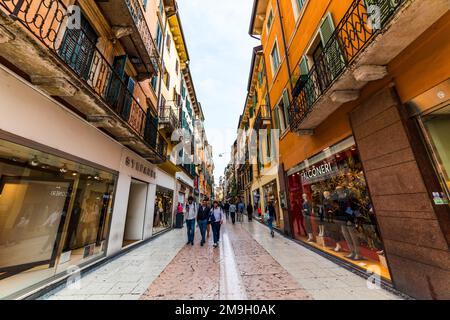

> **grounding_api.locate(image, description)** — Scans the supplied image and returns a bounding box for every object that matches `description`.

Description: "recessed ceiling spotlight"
[30,156,39,167]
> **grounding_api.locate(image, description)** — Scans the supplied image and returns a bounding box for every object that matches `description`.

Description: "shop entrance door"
[122,179,148,248]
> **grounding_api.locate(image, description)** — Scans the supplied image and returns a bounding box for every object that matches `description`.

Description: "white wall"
[0,66,123,171]
[124,181,147,241]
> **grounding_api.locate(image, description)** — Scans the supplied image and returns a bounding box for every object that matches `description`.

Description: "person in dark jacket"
[197,199,210,246]
[266,201,276,237]
[246,203,253,221]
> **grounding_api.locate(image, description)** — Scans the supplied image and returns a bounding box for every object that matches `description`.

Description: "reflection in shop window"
[153,186,174,235]
[0,139,116,299]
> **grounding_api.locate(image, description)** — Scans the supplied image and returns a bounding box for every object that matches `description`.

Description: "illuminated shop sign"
[125,156,156,178]
[300,162,336,183]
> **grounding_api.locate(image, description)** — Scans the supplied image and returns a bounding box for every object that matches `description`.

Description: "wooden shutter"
[282,91,290,126]
[299,56,309,75]
[319,14,335,46]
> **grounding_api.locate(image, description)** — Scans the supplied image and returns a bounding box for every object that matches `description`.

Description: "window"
[273,106,281,130]
[156,23,163,51]
[150,74,158,91]
[292,0,307,20]
[282,90,290,128]
[142,0,148,10]
[159,0,164,16]
[266,9,274,31]
[175,60,179,75]
[270,42,280,74]
[163,67,170,88]
[166,33,171,53]
[181,85,186,99]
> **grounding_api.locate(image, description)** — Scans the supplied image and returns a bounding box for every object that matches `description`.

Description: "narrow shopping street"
[45,218,401,300]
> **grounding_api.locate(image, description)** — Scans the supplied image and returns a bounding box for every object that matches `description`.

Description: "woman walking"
[210,201,224,248]
[266,201,276,237]
[197,199,210,246]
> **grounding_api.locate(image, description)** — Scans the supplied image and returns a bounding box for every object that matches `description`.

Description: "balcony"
[288,0,449,134]
[0,0,165,163]
[158,106,179,133]
[254,106,271,130]
[96,0,159,80]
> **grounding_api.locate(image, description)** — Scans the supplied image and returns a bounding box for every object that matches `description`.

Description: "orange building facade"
[248,0,450,299]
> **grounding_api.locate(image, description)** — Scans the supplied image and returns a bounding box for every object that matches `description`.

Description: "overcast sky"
[177,0,258,181]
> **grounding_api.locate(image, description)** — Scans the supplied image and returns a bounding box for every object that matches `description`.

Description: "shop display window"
[153,186,174,234]
[287,137,391,280]
[0,139,116,298]
[420,103,450,199]
[262,180,283,230]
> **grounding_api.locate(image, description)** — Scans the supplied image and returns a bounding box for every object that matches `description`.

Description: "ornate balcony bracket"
[112,26,134,40]
[30,76,77,96]
[87,116,120,128]
[0,24,13,43]
[353,65,388,82]
[330,90,360,103]
[295,129,315,136]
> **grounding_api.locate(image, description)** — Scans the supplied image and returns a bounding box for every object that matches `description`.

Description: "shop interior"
[152,186,174,235]
[262,180,283,230]
[0,139,116,298]
[421,102,450,198]
[288,139,391,280]
[122,179,148,248]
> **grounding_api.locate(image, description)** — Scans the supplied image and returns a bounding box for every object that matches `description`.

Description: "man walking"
[229,202,237,224]
[185,196,197,245]
[210,201,224,248]
[197,199,210,246]
[246,202,253,222]
[224,201,230,219]
[237,200,245,223]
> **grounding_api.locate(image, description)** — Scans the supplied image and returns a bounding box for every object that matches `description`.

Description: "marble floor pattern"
[44,217,403,300]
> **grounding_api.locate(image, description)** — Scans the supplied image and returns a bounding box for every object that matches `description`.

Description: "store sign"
[125,156,156,179]
[300,162,336,182]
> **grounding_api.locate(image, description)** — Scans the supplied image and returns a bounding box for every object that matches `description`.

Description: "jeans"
[198,219,207,244]
[212,222,221,244]
[268,217,274,233]
[230,212,236,224]
[186,218,195,243]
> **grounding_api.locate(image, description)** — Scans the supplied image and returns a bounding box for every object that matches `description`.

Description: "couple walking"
[185,196,224,248]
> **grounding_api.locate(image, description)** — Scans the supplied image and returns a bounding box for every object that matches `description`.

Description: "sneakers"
[271,231,274,238]
[213,243,218,248]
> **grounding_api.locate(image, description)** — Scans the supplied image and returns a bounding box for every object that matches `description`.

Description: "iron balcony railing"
[288,0,405,131]
[254,105,272,130]
[159,106,179,129]
[125,0,159,72]
[0,0,166,160]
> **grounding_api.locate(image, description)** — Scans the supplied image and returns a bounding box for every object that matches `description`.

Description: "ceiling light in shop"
[72,172,77,176]
[94,175,100,180]
[30,156,39,167]
[60,165,68,173]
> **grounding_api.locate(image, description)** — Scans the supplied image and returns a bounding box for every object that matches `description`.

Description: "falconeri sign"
[125,156,156,179]
[300,162,335,182]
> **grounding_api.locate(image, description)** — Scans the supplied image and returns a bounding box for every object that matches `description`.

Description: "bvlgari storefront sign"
[300,161,336,184]
[125,156,156,179]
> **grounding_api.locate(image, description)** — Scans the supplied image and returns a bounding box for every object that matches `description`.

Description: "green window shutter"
[274,106,281,129]
[319,13,335,46]
[282,91,290,126]
[299,56,309,75]
[249,107,254,118]
[296,0,305,11]
[257,71,263,87]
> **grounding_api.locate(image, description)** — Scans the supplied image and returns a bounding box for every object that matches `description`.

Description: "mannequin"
[302,193,314,242]
[320,191,333,237]
[337,186,362,260]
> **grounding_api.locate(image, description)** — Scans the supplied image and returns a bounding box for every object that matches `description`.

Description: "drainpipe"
[275,0,294,94]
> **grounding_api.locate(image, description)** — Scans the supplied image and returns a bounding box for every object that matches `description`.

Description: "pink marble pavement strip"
[141,223,313,300]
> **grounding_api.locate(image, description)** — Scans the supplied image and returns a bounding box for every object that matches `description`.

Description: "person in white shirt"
[185,196,197,245]
[210,201,224,248]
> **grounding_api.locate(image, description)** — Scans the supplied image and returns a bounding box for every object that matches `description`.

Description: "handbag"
[209,210,216,223]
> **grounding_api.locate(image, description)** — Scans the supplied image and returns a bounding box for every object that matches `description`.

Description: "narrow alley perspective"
[0,0,449,310]
[44,216,401,301]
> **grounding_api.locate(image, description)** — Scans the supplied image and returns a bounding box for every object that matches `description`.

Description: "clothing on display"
[287,137,390,280]
[152,186,174,234]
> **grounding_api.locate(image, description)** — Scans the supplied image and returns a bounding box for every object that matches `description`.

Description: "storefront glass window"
[287,137,390,280]
[0,139,116,298]
[262,180,283,230]
[421,103,450,199]
[153,186,174,234]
